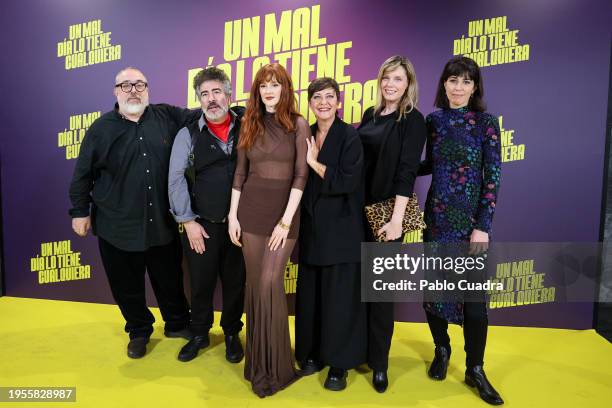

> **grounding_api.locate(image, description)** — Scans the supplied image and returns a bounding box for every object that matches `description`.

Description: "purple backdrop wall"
[0,0,610,329]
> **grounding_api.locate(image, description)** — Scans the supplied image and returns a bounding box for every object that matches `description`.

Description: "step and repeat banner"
[1,0,609,329]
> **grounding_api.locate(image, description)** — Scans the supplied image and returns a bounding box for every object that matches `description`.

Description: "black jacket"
[299,116,364,265]
[358,106,427,203]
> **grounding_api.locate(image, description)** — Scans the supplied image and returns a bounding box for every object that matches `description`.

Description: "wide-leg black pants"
[295,262,367,369]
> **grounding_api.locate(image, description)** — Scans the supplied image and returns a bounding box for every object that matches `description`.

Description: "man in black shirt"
[168,67,245,363]
[69,67,197,358]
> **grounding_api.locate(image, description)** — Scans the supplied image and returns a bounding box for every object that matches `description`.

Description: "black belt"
[201,216,227,224]
[178,216,227,233]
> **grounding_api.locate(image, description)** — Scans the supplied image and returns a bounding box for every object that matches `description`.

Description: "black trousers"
[98,237,190,340]
[426,302,488,368]
[365,230,402,371]
[295,262,367,369]
[180,219,245,336]
[367,302,394,371]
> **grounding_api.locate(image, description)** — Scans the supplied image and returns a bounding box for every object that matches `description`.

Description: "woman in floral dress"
[420,56,504,405]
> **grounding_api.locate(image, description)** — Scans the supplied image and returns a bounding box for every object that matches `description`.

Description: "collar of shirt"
[198,109,237,143]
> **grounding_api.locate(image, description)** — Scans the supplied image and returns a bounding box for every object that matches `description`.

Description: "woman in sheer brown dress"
[228,63,310,397]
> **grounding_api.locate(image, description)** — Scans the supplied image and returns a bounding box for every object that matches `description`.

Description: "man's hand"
[184,220,210,254]
[72,217,91,237]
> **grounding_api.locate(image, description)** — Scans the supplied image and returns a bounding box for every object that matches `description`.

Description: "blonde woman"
[357,55,427,392]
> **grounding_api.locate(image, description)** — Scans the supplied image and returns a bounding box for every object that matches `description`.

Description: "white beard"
[204,104,229,121]
[120,97,148,116]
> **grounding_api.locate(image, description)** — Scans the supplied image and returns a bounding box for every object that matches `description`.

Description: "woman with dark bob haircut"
[419,56,503,405]
[295,77,367,391]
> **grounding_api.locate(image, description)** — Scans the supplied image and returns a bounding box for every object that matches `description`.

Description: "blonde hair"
[375,55,418,120]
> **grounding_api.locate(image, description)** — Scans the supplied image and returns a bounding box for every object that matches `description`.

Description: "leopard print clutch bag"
[364,193,426,242]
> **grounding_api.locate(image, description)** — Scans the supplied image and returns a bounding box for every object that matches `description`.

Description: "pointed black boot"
[465,365,504,405]
[372,370,388,393]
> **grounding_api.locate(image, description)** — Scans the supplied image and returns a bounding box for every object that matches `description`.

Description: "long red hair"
[240,63,300,150]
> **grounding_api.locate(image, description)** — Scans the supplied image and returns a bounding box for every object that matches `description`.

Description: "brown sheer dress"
[232,113,310,397]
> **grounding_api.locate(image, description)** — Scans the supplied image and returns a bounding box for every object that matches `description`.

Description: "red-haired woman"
[228,63,310,397]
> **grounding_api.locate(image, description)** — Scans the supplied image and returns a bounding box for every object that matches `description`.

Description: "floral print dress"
[421,107,501,324]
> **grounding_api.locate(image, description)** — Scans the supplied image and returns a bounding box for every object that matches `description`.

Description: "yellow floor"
[0,297,610,408]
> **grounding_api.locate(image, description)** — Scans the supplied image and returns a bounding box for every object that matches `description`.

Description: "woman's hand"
[269,223,289,251]
[378,219,403,241]
[469,229,489,255]
[305,136,320,166]
[228,215,242,247]
[184,220,209,254]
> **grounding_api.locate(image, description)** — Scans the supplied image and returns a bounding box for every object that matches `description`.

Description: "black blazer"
[357,106,427,203]
[299,116,364,266]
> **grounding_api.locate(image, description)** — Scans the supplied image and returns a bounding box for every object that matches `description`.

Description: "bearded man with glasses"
[69,67,199,359]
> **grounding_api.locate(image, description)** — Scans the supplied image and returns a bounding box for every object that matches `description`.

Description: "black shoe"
[225,334,244,363]
[465,366,504,405]
[177,335,210,362]
[127,337,149,359]
[164,327,193,340]
[299,358,324,376]
[428,346,450,380]
[324,368,347,391]
[372,370,388,393]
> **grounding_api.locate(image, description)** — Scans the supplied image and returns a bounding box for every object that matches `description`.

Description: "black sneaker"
[127,337,149,359]
[324,368,347,391]
[299,358,324,376]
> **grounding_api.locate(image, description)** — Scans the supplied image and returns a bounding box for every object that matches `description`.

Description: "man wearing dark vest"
[168,67,245,363]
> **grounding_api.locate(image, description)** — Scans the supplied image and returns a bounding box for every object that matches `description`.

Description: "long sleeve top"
[232,113,309,239]
[68,103,198,251]
[358,106,427,205]
[421,107,501,242]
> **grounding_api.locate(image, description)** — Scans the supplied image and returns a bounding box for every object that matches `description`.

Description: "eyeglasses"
[115,81,148,93]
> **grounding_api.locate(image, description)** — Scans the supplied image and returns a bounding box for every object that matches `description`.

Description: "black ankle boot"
[372,370,388,393]
[428,346,450,380]
[465,365,504,405]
